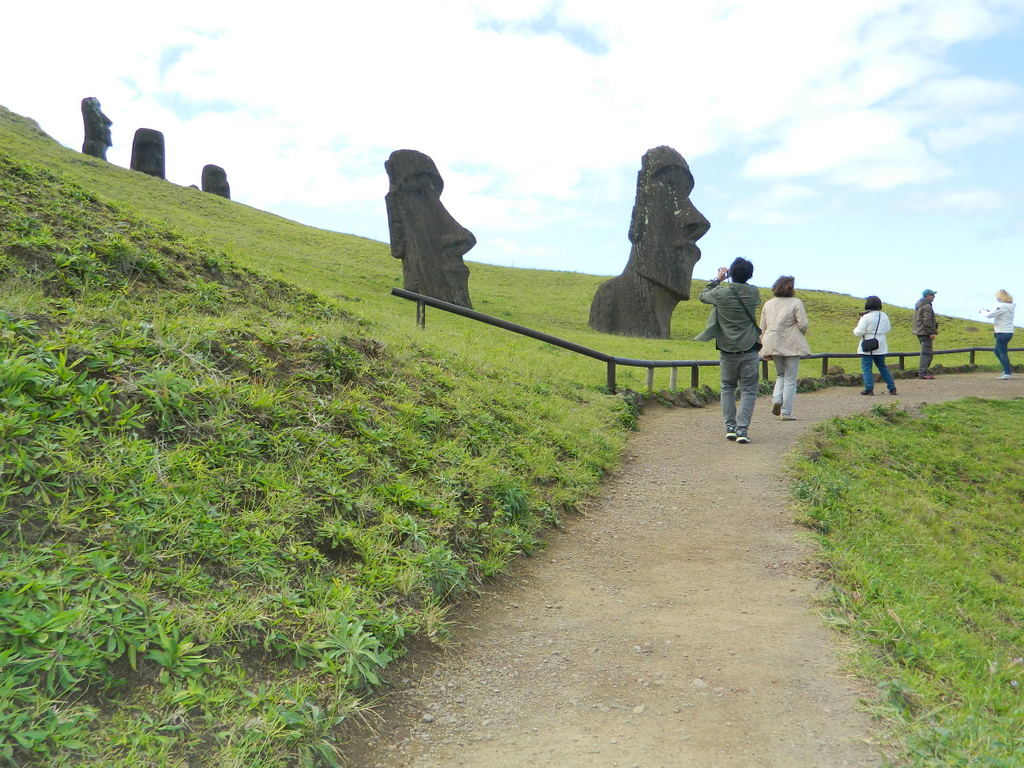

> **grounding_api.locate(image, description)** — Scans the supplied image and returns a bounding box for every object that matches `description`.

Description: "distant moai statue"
[80,97,112,160]
[385,149,476,308]
[201,164,231,199]
[588,146,710,339]
[130,128,165,179]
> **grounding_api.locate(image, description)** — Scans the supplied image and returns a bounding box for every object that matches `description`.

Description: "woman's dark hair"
[864,296,882,311]
[729,257,754,284]
[771,276,795,297]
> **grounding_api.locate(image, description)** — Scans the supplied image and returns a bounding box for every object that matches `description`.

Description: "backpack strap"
[730,284,761,335]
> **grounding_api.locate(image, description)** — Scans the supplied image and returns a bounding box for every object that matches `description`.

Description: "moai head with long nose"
[385,149,477,308]
[81,97,112,160]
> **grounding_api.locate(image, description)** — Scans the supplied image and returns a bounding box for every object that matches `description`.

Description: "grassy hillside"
[0,105,1009,767]
[0,112,628,766]
[0,106,1002,395]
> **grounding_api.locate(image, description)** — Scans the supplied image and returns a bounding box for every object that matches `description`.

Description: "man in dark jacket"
[912,289,939,379]
[696,257,761,443]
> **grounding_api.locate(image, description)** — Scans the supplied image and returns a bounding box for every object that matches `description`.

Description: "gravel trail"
[341,372,1022,768]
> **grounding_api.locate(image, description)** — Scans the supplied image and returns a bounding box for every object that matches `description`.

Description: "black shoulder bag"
[730,285,762,351]
[862,313,882,352]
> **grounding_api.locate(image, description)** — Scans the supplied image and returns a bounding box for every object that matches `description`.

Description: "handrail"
[392,288,1021,393]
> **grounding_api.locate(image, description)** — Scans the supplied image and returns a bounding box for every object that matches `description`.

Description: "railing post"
[691,365,699,388]
[646,367,654,392]
[416,300,426,329]
[897,355,905,371]
[761,359,769,379]
[970,349,976,365]
[669,366,678,391]
[606,360,617,393]
[821,356,829,377]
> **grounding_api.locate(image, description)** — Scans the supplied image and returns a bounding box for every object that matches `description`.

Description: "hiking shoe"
[725,425,738,441]
[860,389,874,395]
[888,388,897,395]
[918,373,935,379]
[735,428,750,444]
[781,414,797,421]
[771,402,782,416]
[998,374,1012,379]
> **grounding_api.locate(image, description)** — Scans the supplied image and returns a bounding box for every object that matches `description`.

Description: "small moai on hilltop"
[588,145,710,338]
[80,97,112,160]
[201,164,231,199]
[130,128,165,179]
[384,149,476,309]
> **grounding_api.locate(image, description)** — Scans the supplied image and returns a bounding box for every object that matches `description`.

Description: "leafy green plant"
[313,619,392,691]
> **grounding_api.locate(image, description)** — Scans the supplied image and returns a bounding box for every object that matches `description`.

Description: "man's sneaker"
[998,374,1012,379]
[771,402,782,416]
[735,428,750,444]
[725,425,738,441]
[781,414,797,421]
[888,388,897,395]
[860,389,874,395]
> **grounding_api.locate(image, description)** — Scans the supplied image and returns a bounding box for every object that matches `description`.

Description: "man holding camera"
[696,257,761,444]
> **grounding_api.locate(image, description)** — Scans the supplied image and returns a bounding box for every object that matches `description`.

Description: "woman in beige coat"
[759,276,811,419]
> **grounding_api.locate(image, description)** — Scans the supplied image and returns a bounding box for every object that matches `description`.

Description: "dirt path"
[342,373,1022,768]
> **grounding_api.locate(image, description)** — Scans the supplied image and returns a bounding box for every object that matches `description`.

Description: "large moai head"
[385,149,476,309]
[130,128,165,179]
[627,145,710,299]
[201,164,231,199]
[81,97,112,160]
[588,146,710,338]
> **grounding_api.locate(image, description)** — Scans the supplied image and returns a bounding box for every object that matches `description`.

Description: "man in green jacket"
[696,257,761,443]
[912,289,938,379]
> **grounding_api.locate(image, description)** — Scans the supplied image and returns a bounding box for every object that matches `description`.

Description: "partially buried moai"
[201,164,230,199]
[589,146,710,338]
[385,149,476,309]
[80,97,112,160]
[130,128,166,179]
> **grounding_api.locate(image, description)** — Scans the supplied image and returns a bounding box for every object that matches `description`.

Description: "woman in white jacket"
[980,289,1016,378]
[853,295,897,395]
[760,275,811,419]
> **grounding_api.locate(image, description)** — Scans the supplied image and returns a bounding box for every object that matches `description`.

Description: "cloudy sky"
[3,0,1022,323]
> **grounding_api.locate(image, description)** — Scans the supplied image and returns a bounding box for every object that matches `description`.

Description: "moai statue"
[130,128,165,179]
[201,164,231,199]
[80,97,112,160]
[385,149,476,308]
[588,146,710,338]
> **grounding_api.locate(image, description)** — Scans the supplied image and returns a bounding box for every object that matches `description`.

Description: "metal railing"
[393,288,1020,393]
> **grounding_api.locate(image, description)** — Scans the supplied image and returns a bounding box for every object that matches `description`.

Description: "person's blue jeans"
[720,349,759,429]
[861,354,896,392]
[994,332,1014,375]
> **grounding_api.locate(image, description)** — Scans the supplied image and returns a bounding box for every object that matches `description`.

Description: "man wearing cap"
[913,289,939,379]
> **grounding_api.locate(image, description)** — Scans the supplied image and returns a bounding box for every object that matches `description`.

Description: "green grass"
[0,105,1005,394]
[0,102,1017,766]
[0,128,625,765]
[790,399,1024,766]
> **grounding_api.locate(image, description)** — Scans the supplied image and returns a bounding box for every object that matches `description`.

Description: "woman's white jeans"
[772,356,801,416]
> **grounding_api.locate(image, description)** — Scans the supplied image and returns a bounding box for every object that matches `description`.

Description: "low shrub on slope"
[0,152,627,766]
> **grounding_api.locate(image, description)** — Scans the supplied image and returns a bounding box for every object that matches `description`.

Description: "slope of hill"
[0,104,1002,766]
[0,111,627,766]
[0,106,998,393]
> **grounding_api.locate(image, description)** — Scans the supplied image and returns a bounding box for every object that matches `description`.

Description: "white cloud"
[2,0,1023,289]
[727,183,817,225]
[926,112,1024,151]
[927,188,1005,211]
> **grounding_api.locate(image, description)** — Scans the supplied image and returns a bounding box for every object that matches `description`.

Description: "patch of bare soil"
[341,373,1022,768]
